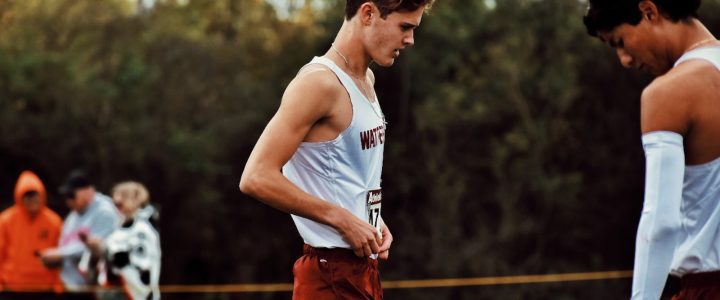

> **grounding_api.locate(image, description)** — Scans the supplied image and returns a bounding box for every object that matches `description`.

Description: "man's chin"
[375,58,395,67]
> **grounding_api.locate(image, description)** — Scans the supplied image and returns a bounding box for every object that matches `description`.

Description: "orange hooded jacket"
[0,170,62,291]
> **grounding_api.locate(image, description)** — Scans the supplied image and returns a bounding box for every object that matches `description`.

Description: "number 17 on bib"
[366,189,382,230]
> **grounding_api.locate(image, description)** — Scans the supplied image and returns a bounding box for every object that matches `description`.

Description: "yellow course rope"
[159,270,633,293]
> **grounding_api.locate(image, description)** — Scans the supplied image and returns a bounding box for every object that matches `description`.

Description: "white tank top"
[283,56,386,249]
[670,47,720,275]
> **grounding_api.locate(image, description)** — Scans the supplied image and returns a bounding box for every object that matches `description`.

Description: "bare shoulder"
[639,61,713,134]
[285,64,344,104]
[651,59,720,98]
[274,63,348,124]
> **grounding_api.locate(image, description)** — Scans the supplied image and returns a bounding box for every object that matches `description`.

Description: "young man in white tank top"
[585,1,720,299]
[240,1,433,298]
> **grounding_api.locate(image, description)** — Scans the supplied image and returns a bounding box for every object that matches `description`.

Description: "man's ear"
[638,0,660,23]
[359,2,376,25]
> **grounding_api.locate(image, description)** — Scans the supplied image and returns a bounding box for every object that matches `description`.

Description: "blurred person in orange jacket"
[0,170,63,298]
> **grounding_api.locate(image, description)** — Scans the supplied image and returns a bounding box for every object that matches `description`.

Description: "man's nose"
[617,49,633,69]
[403,31,414,46]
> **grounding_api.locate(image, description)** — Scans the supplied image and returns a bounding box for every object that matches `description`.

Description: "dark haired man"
[240,0,433,298]
[584,0,720,299]
[41,170,120,299]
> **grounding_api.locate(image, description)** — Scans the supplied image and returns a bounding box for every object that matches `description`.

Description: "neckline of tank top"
[681,45,720,56]
[312,56,376,101]
[315,56,387,125]
[675,46,720,68]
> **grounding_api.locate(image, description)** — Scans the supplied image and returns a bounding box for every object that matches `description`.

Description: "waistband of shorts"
[681,270,720,288]
[303,244,378,263]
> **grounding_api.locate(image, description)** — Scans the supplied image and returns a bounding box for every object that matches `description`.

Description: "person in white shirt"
[240,0,434,298]
[41,170,120,300]
[584,0,720,299]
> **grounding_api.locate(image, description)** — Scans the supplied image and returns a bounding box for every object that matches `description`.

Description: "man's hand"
[81,235,104,257]
[39,249,63,269]
[333,209,382,257]
[378,223,393,260]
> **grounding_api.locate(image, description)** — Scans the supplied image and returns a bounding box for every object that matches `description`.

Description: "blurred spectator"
[40,170,120,300]
[82,181,161,300]
[0,170,63,299]
[134,188,159,229]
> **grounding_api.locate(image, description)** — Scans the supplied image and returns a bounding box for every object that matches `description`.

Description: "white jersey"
[670,47,720,275]
[81,218,162,300]
[283,56,386,249]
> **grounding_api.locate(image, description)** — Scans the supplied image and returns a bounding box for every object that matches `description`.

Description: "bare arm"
[240,68,381,257]
[632,77,693,299]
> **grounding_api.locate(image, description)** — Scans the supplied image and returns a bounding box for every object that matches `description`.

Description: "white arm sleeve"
[631,131,684,300]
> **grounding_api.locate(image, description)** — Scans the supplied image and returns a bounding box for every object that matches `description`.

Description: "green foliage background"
[1,0,719,299]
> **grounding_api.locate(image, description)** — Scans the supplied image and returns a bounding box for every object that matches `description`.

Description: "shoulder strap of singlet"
[299,56,361,100]
[674,47,720,71]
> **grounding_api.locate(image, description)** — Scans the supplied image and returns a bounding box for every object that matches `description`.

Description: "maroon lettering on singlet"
[360,124,386,150]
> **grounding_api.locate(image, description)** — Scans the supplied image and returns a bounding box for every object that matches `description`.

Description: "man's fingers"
[378,227,392,252]
[363,244,373,257]
[378,250,389,260]
[342,217,384,257]
[378,237,391,252]
[353,247,365,258]
[369,237,381,254]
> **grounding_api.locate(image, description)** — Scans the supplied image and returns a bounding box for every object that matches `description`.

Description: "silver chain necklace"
[330,44,387,125]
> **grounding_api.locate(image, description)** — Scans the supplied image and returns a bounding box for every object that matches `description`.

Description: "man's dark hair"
[584,0,701,37]
[346,0,434,20]
[59,169,92,199]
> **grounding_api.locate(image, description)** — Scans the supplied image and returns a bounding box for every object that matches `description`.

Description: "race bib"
[366,189,382,229]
